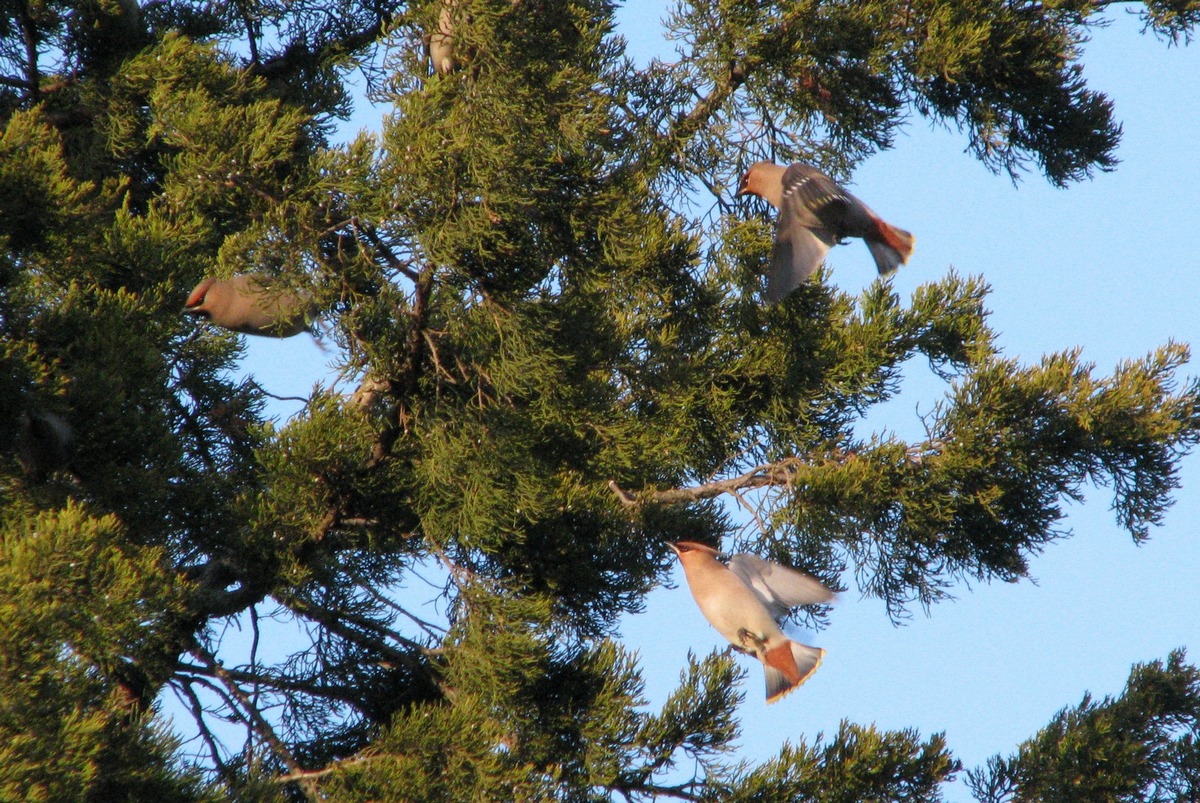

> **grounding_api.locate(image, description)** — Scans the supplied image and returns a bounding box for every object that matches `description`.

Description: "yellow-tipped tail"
[763,641,825,703]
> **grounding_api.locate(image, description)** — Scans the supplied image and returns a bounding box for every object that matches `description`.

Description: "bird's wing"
[766,214,836,303]
[728,553,834,619]
[780,163,853,227]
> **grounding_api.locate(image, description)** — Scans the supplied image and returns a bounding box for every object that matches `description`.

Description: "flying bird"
[184,274,316,338]
[737,161,914,303]
[668,541,834,703]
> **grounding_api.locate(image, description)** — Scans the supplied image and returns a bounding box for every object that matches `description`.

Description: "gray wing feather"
[766,212,836,304]
[728,554,834,619]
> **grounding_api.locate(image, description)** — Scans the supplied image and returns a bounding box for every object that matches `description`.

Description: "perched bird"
[668,540,834,703]
[17,410,74,482]
[427,0,457,74]
[737,161,914,303]
[184,274,316,338]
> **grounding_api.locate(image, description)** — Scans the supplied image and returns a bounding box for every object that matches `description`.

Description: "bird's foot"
[736,628,767,653]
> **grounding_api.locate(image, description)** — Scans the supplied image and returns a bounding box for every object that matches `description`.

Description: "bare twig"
[189,643,320,802]
[354,219,420,282]
[173,679,239,788]
[283,593,435,661]
[178,660,376,709]
[249,378,312,405]
[348,571,448,637]
[731,488,770,536]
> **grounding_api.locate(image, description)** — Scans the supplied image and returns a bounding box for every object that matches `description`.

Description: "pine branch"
[248,7,404,82]
[608,779,704,802]
[189,642,320,802]
[664,60,747,149]
[272,753,391,785]
[281,592,441,666]
[173,678,240,788]
[608,457,813,507]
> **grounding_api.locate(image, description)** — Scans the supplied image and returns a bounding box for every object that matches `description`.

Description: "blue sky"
[232,5,1200,798]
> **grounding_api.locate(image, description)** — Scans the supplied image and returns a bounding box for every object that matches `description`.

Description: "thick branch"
[367,263,436,467]
[354,219,420,282]
[668,64,744,145]
[18,5,40,101]
[609,457,810,507]
[651,61,747,166]
[249,9,400,82]
[272,753,391,785]
[184,558,268,619]
[608,779,704,802]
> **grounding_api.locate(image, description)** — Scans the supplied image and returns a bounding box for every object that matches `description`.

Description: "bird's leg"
[737,628,767,654]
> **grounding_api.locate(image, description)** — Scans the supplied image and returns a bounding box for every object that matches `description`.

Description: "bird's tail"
[763,640,825,703]
[866,219,915,276]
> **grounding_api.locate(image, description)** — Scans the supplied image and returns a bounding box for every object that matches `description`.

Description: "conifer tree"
[969,649,1200,802]
[2,0,1199,800]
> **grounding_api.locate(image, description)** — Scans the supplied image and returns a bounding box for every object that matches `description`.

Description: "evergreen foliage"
[1,0,1199,799]
[969,649,1200,802]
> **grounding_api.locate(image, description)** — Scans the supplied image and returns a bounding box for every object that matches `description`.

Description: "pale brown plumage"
[427,1,457,74]
[184,274,316,338]
[669,541,834,702]
[737,161,914,303]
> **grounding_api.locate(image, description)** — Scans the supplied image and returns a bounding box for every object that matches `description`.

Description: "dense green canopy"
[2,0,1199,799]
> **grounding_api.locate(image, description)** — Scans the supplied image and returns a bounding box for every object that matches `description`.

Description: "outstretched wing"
[728,553,834,620]
[766,217,836,303]
[768,163,848,303]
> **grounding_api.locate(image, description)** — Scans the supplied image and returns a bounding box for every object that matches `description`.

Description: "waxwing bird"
[737,161,914,304]
[427,1,457,74]
[668,541,834,703]
[184,274,316,338]
[17,410,74,482]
